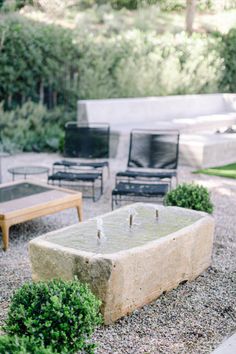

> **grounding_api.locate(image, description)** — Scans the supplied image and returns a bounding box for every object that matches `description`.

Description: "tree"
[186,0,196,35]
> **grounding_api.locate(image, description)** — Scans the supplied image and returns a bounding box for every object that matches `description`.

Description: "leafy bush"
[77,31,223,99]
[0,15,80,110]
[0,13,227,111]
[220,28,236,93]
[75,0,236,11]
[0,101,75,152]
[4,279,102,354]
[164,183,214,213]
[0,335,55,354]
[15,0,33,10]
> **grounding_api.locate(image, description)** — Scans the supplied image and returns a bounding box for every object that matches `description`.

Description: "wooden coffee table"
[0,181,83,251]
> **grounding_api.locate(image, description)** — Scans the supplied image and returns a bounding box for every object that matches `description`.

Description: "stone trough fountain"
[29,203,214,324]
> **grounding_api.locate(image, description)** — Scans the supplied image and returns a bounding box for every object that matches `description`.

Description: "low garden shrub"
[0,335,55,354]
[4,279,102,353]
[164,183,213,213]
[0,101,74,153]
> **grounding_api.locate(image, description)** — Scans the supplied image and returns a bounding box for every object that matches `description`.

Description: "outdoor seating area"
[45,125,178,205]
[1,2,236,353]
[0,148,235,354]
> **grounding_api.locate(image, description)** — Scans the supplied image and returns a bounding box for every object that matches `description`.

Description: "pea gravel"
[0,153,235,354]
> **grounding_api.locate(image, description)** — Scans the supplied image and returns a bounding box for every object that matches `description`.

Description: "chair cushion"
[112,182,169,197]
[48,171,101,182]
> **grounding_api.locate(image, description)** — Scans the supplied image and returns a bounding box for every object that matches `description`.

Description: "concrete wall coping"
[78,93,236,125]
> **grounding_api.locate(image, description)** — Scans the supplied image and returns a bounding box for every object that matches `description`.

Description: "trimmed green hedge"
[4,279,102,353]
[0,15,80,109]
[220,28,236,93]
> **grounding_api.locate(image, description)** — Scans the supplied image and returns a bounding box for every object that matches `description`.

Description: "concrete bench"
[77,94,236,168]
[179,134,236,169]
[78,94,236,131]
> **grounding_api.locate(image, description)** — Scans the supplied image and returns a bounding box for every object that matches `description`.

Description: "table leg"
[76,203,83,222]
[0,157,2,184]
[1,222,10,251]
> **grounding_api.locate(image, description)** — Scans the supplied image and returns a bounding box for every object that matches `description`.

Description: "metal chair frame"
[48,170,103,202]
[112,129,180,208]
[48,123,110,201]
[116,129,180,189]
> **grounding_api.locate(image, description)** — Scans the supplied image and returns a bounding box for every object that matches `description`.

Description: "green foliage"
[4,279,102,354]
[164,183,213,214]
[0,101,73,153]
[77,31,223,99]
[220,28,236,93]
[0,335,55,354]
[111,0,140,10]
[75,0,236,11]
[15,0,33,9]
[0,15,80,109]
[1,6,235,155]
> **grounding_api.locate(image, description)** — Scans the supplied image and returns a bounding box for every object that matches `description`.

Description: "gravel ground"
[0,153,235,354]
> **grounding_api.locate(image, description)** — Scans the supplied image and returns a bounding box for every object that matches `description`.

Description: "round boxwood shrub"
[164,183,213,213]
[0,335,54,354]
[4,279,102,353]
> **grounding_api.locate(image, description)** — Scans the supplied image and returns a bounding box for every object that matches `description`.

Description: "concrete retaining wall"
[77,94,236,168]
[77,93,236,127]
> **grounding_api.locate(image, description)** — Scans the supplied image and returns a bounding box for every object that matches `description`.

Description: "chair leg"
[176,174,178,187]
[93,181,96,202]
[111,195,114,210]
[118,194,121,205]
[101,176,104,195]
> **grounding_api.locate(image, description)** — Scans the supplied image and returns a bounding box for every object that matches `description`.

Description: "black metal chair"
[64,122,110,159]
[48,123,110,201]
[112,129,180,208]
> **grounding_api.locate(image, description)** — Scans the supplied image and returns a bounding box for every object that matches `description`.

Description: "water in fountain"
[128,206,138,229]
[48,204,203,254]
[96,217,106,245]
[145,203,159,220]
